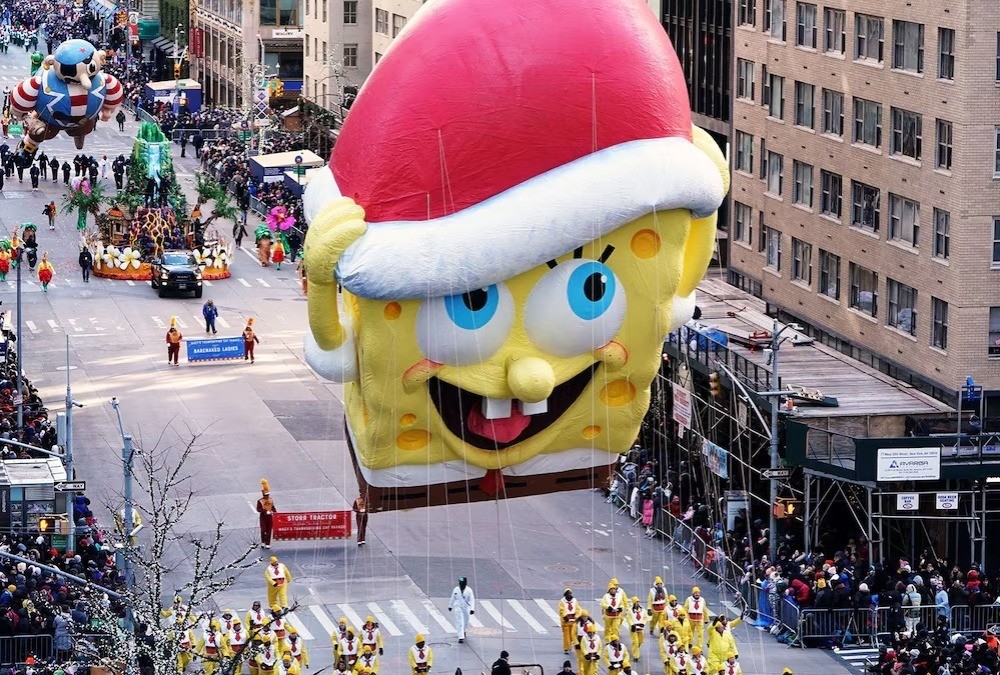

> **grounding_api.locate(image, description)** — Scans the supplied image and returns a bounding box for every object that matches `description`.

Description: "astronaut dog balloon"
[9,40,123,165]
[302,0,729,510]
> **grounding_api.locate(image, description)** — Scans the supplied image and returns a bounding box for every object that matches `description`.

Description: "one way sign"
[762,468,791,480]
[53,481,86,492]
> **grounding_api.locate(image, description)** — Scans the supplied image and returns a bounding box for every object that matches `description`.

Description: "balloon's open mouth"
[428,364,597,450]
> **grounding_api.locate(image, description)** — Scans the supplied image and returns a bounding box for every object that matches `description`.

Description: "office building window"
[935,119,953,170]
[796,3,817,47]
[766,150,784,196]
[820,170,842,218]
[938,28,955,80]
[734,202,753,244]
[993,217,1000,266]
[764,226,781,269]
[321,0,326,21]
[887,279,917,335]
[375,8,389,35]
[892,20,924,73]
[343,0,356,23]
[759,137,767,179]
[890,108,922,160]
[819,250,840,299]
[995,127,1000,177]
[768,0,786,40]
[343,44,357,67]
[761,65,769,107]
[321,40,326,63]
[737,59,756,100]
[738,0,756,26]
[821,89,844,136]
[824,8,845,54]
[791,238,812,283]
[392,13,407,37]
[931,297,948,349]
[853,98,882,148]
[735,131,754,173]
[851,181,880,232]
[888,194,919,246]
[849,263,878,317]
[933,208,950,260]
[855,14,884,62]
[304,36,309,56]
[795,81,814,128]
[767,73,784,119]
[793,160,813,207]
[996,33,1000,81]
[990,307,1000,356]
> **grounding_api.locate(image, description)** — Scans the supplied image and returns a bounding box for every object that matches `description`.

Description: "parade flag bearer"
[257,479,277,548]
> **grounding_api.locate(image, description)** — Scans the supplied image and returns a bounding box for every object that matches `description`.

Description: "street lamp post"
[62,336,84,553]
[14,244,22,432]
[110,397,135,631]
[763,318,801,557]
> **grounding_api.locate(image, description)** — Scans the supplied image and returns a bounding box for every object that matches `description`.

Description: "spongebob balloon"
[302,0,729,511]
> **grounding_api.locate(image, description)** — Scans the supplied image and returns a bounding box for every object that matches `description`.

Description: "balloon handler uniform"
[265,556,291,609]
[174,621,196,673]
[408,635,432,674]
[602,635,630,675]
[666,608,692,650]
[558,589,579,653]
[9,40,123,166]
[300,0,730,512]
[706,615,741,675]
[624,596,645,660]
[684,588,708,648]
[659,631,684,675]
[648,577,668,635]
[601,579,627,636]
[577,626,602,675]
[688,646,708,675]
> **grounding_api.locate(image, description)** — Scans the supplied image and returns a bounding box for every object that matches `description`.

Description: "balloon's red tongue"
[467,400,531,444]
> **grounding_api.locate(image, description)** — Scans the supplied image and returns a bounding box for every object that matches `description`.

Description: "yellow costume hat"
[233,617,242,625]
[607,634,618,641]
[580,609,588,616]
[340,617,348,624]
[631,596,639,603]
[271,604,281,612]
[609,578,618,586]
[691,587,700,594]
[585,624,596,633]
[692,646,702,655]
[654,576,663,584]
[270,556,278,564]
[288,626,297,635]
[363,645,372,653]
[261,479,271,495]
[727,652,737,660]
[782,670,793,675]
[365,615,375,623]
[415,633,425,643]
[668,595,677,601]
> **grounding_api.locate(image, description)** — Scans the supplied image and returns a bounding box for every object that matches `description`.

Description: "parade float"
[86,122,236,281]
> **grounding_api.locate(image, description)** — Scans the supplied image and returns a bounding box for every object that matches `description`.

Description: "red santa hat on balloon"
[303,0,728,300]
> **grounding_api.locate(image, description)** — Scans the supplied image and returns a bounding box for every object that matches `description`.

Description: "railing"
[796,603,998,647]
[0,634,54,665]
[664,327,774,392]
[169,128,233,143]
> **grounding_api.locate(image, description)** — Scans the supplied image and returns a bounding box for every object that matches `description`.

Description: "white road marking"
[238,278,251,287]
[469,612,485,628]
[508,599,548,633]
[218,317,230,328]
[239,245,259,262]
[25,321,38,334]
[367,603,402,637]
[151,316,165,328]
[421,599,455,633]
[175,317,187,328]
[256,278,270,287]
[67,319,83,332]
[390,599,428,635]
[534,598,561,626]
[337,603,367,635]
[47,319,60,331]
[203,280,212,286]
[309,605,337,637]
[146,280,152,286]
[125,280,135,286]
[478,600,516,630]
[89,318,104,331]
[285,612,314,641]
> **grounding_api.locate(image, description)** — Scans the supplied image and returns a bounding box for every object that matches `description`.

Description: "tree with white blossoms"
[46,429,266,675]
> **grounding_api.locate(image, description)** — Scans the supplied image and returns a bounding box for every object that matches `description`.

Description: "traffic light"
[708,372,722,397]
[274,81,284,98]
[174,62,181,78]
[38,516,55,533]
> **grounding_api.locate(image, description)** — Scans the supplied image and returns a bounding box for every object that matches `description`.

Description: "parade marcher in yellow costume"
[666,608,692,650]
[578,624,602,675]
[706,614,742,675]
[624,596,645,660]
[558,589,579,654]
[359,616,383,656]
[408,634,432,674]
[265,556,291,609]
[601,578,628,635]
[282,651,301,675]
[603,634,630,674]
[721,652,743,675]
[355,645,379,674]
[683,587,708,648]
[688,645,708,675]
[174,617,196,674]
[285,626,309,667]
[659,630,683,675]
[198,620,225,675]
[574,609,595,672]
[647,577,669,635]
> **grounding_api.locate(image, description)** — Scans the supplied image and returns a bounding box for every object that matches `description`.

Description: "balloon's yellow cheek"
[341,208,714,477]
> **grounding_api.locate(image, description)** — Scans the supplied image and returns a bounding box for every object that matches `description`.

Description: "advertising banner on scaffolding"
[702,437,729,479]
[876,447,941,481]
[672,382,692,431]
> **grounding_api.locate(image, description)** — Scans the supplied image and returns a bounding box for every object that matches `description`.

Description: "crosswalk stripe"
[256,278,270,287]
[469,611,484,628]
[285,612,314,641]
[367,603,402,637]
[203,280,213,286]
[533,598,560,626]
[67,319,82,332]
[421,600,455,634]
[309,605,337,637]
[126,280,135,286]
[152,316,165,327]
[238,278,251,287]
[508,600,548,634]
[47,319,59,331]
[25,320,38,334]
[478,600,516,630]
[218,317,230,328]
[338,603,367,635]
[175,317,187,328]
[391,599,429,635]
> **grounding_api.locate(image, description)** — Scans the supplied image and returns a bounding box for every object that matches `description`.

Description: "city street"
[0,45,850,675]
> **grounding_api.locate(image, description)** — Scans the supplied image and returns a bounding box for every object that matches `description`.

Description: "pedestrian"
[448,577,476,643]
[234,221,248,248]
[73,154,82,177]
[49,156,58,182]
[352,493,368,546]
[87,161,97,183]
[242,317,259,363]
[287,230,301,262]
[491,651,511,675]
[165,319,183,366]
[560,660,576,675]
[78,246,92,282]
[43,201,55,229]
[265,555,291,609]
[202,299,218,334]
[1,112,8,138]
[37,251,53,291]
[408,635,432,674]
[37,151,46,179]
[61,161,70,184]
[29,163,38,190]
[100,154,108,179]
[116,109,126,132]
[15,159,23,183]
[180,133,187,157]
[193,131,204,157]
[256,478,276,548]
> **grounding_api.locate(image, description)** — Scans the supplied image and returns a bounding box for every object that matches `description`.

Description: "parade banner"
[672,382,692,430]
[273,511,352,541]
[701,437,729,479]
[186,336,245,362]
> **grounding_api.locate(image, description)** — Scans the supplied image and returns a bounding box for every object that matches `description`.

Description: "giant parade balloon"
[302,0,729,510]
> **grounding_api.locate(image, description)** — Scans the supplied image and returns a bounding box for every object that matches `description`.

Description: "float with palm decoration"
[87,122,236,280]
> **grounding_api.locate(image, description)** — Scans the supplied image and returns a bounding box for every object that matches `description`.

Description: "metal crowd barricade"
[0,634,54,665]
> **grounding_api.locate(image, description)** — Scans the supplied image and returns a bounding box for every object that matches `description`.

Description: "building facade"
[728,0,1000,395]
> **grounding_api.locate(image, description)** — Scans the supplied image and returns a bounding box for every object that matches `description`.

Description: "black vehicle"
[150,250,203,298]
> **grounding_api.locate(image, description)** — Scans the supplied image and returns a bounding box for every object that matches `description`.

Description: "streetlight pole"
[14,243,22,432]
[110,397,135,631]
[768,320,781,558]
[63,335,82,553]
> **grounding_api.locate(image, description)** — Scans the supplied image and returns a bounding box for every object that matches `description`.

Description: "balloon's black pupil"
[584,273,606,302]
[463,288,488,312]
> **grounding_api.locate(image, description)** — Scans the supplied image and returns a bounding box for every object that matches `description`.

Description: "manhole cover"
[563,580,592,588]
[588,547,611,553]
[301,562,337,569]
[427,641,451,649]
[545,564,579,573]
[294,576,323,584]
[467,626,502,637]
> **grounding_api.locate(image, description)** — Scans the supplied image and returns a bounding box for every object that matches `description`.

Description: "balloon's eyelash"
[599,245,615,264]
[547,245,613,270]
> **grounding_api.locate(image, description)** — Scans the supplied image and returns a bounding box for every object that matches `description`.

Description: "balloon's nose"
[506,356,556,403]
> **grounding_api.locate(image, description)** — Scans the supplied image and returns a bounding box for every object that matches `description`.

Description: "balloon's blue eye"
[567,262,616,320]
[444,285,500,330]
